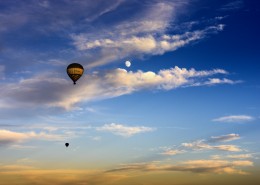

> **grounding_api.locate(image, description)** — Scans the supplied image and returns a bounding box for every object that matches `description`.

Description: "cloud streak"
[212,115,254,123]
[219,0,244,11]
[227,154,253,159]
[96,123,155,137]
[107,159,253,175]
[0,0,124,34]
[158,133,243,157]
[208,133,240,143]
[0,129,65,147]
[182,140,241,152]
[161,149,185,156]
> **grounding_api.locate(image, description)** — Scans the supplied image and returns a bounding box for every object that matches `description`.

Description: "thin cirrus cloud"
[0,67,238,110]
[208,133,240,143]
[0,0,124,34]
[227,154,253,159]
[0,168,126,185]
[159,133,242,156]
[161,149,185,156]
[107,159,253,175]
[219,0,244,11]
[0,129,65,147]
[212,115,255,123]
[96,123,155,137]
[182,140,241,152]
[181,133,242,152]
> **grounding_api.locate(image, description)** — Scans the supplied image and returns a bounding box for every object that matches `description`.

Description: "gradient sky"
[0,0,260,184]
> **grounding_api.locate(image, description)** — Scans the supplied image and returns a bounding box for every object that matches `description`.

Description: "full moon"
[125,60,131,67]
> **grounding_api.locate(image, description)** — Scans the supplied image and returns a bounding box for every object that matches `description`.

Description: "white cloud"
[208,133,240,143]
[204,78,241,85]
[0,129,65,147]
[213,145,241,152]
[88,136,102,141]
[212,115,254,123]
[210,155,221,160]
[161,149,185,156]
[0,66,236,110]
[182,140,241,152]
[96,123,155,137]
[227,154,253,159]
[71,25,225,68]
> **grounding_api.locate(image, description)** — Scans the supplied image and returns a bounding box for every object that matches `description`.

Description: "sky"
[0,0,260,184]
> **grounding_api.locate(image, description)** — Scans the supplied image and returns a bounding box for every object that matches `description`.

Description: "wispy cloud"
[227,154,253,159]
[182,140,241,152]
[107,159,253,175]
[181,133,242,152]
[161,149,185,156]
[0,67,237,110]
[204,78,242,85]
[208,133,240,143]
[72,25,225,68]
[96,123,155,137]
[212,115,255,123]
[0,168,126,185]
[0,164,36,171]
[158,133,243,157]
[219,0,244,11]
[0,129,65,147]
[0,0,124,34]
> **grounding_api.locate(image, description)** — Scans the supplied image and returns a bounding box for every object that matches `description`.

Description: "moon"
[125,60,131,67]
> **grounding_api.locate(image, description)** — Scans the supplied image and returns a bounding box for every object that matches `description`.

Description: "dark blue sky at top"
[0,0,259,71]
[0,0,259,107]
[142,0,260,86]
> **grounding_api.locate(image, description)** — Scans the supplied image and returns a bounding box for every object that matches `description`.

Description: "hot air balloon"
[65,143,69,147]
[67,63,84,85]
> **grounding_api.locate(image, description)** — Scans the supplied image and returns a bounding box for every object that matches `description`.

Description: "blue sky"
[0,0,260,184]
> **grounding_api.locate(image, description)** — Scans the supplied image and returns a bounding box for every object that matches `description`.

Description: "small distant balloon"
[67,63,84,85]
[125,60,131,67]
[65,143,69,147]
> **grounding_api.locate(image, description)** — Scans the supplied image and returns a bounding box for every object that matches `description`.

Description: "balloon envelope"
[65,143,69,147]
[67,63,84,84]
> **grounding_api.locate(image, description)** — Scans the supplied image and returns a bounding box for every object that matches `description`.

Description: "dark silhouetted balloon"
[65,143,69,147]
[67,63,84,85]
